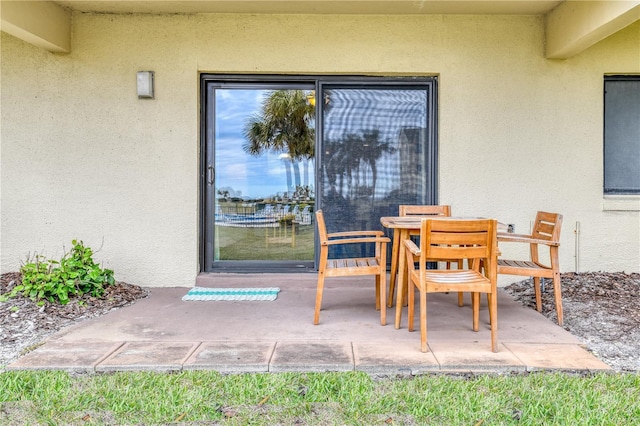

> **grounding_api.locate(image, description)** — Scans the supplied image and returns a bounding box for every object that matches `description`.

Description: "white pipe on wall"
[574,221,581,273]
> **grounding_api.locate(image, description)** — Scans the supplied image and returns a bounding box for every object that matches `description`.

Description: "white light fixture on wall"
[136,71,154,99]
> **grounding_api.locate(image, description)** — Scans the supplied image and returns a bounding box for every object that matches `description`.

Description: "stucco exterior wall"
[1,13,639,287]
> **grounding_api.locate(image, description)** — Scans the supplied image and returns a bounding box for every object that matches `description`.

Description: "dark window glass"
[604,76,640,194]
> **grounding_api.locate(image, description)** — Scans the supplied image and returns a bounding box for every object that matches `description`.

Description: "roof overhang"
[51,0,564,15]
[546,1,640,58]
[1,0,639,58]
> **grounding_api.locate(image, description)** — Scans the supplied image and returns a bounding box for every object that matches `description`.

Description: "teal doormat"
[182,287,280,301]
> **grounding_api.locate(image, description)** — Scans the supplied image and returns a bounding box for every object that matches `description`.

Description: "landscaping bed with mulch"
[0,272,148,366]
[504,272,640,372]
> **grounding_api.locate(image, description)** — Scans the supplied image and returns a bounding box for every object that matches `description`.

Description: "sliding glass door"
[201,76,437,272]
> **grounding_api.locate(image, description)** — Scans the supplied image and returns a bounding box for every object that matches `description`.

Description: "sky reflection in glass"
[215,89,313,200]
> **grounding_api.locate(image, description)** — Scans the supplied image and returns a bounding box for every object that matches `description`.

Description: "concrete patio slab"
[422,291,578,344]
[96,342,199,372]
[183,341,276,373]
[353,341,439,375]
[270,341,354,373]
[5,274,612,374]
[7,341,123,372]
[427,341,526,373]
[504,342,612,371]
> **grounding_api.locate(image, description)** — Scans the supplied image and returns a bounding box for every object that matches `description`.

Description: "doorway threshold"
[196,271,317,288]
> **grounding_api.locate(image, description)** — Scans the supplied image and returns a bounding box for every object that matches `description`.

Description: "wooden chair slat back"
[420,219,497,262]
[531,211,563,242]
[430,231,490,247]
[399,205,451,217]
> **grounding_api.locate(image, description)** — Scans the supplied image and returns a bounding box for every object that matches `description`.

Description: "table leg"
[395,229,408,329]
[387,229,400,308]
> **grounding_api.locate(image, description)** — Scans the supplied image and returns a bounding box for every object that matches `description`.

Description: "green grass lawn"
[216,223,315,261]
[1,370,638,425]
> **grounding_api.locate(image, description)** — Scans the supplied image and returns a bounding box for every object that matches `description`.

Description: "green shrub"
[8,240,115,305]
[278,213,296,225]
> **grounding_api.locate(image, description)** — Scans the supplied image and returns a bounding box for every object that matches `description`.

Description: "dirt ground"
[0,272,148,367]
[504,272,640,372]
[1,271,639,371]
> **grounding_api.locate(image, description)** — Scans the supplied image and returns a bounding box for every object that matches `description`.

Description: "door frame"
[200,74,438,273]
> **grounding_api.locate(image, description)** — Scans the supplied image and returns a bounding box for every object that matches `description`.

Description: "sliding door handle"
[207,165,214,186]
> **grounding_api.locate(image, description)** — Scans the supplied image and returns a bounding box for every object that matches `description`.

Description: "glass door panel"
[318,85,435,258]
[208,86,315,268]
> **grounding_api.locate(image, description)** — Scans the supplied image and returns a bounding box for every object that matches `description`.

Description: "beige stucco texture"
[2,13,639,287]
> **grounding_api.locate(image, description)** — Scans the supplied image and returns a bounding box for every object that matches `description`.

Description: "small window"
[604,76,640,194]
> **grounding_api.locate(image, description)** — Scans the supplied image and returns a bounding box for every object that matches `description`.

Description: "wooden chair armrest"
[327,230,385,238]
[403,238,420,256]
[498,234,560,246]
[497,232,532,240]
[324,236,390,246]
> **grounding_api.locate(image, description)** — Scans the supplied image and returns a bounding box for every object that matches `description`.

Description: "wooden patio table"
[380,216,508,329]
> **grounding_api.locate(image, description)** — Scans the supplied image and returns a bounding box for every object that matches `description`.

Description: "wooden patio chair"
[404,218,498,352]
[390,205,466,308]
[497,211,564,326]
[314,210,390,326]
